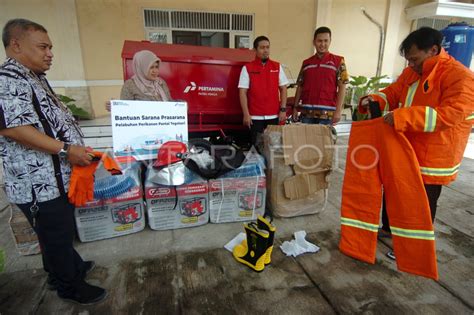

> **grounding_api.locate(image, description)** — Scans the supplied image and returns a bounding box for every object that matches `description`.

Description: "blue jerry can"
[441,22,474,67]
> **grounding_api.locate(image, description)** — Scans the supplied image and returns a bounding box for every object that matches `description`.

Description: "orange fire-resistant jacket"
[359,49,474,185]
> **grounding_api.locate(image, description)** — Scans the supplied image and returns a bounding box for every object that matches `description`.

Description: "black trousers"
[250,118,279,147]
[17,195,86,295]
[381,184,442,232]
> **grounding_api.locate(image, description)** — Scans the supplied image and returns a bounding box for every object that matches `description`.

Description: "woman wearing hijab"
[121,50,171,101]
[106,50,171,110]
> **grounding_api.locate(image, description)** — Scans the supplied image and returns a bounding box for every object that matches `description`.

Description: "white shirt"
[238,64,289,89]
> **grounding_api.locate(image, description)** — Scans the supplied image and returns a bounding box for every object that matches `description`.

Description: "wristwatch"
[280,107,287,113]
[58,143,69,158]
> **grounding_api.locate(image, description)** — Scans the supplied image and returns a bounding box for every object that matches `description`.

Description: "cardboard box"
[209,158,266,223]
[74,157,145,242]
[283,170,328,200]
[9,204,40,256]
[145,178,209,230]
[263,124,333,217]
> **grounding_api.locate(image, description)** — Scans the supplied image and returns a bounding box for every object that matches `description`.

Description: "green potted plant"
[345,75,390,121]
[57,94,91,121]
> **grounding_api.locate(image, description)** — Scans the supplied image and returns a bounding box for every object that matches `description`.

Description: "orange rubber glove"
[68,151,122,207]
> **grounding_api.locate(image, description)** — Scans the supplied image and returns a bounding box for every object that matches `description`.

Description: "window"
[235,35,250,49]
[143,9,254,48]
[147,31,168,44]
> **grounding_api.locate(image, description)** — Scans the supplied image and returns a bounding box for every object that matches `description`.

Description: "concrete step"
[79,117,112,149]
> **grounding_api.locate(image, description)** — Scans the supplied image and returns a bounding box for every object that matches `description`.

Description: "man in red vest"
[292,27,349,126]
[239,36,289,148]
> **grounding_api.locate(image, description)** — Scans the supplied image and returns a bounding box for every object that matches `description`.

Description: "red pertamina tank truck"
[121,41,293,144]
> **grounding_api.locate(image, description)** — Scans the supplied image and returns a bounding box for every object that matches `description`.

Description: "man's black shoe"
[47,261,96,291]
[58,281,107,305]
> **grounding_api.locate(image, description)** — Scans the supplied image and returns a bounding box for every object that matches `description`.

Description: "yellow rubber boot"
[257,215,276,265]
[233,239,248,258]
[233,223,269,272]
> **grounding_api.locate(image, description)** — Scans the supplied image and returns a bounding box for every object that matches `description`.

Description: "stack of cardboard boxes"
[7,126,329,249]
[264,124,333,217]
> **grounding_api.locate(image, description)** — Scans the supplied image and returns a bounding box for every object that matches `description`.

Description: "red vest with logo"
[300,52,342,107]
[245,58,280,116]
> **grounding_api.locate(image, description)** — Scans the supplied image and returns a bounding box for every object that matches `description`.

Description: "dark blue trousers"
[17,195,86,295]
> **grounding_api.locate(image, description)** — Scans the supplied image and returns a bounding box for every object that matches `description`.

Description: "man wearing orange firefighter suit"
[359,27,474,259]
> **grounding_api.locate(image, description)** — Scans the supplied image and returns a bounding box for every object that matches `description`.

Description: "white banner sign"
[111,100,188,160]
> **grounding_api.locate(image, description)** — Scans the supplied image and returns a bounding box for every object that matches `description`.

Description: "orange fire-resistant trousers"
[339,118,438,280]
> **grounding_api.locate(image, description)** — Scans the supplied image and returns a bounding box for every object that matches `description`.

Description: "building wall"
[328,0,412,79]
[0,0,95,114]
[2,0,433,118]
[74,0,320,116]
[266,0,316,82]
